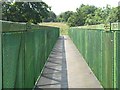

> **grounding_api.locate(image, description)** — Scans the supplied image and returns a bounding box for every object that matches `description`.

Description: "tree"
[118,6,120,22]
[67,14,76,26]
[107,7,118,23]
[43,11,57,22]
[67,4,119,27]
[68,4,97,26]
[57,11,74,22]
[2,2,51,24]
[85,8,103,25]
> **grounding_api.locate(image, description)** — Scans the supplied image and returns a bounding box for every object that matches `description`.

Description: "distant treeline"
[56,4,120,26]
[2,2,120,26]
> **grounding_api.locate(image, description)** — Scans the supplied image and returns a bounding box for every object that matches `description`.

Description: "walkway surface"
[35,35,102,89]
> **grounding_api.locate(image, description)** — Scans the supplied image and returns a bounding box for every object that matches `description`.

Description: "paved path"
[35,35,102,89]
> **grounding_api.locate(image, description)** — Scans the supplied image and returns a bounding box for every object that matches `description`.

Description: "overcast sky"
[42,0,120,15]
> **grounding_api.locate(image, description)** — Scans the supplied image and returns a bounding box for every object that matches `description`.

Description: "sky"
[42,0,120,15]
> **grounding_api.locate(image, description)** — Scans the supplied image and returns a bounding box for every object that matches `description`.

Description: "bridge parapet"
[69,23,120,88]
[0,20,59,89]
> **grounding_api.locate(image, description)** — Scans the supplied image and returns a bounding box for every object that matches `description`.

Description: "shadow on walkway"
[35,36,68,89]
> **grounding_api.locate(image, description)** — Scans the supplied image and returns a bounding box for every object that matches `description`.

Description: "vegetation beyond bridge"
[2,2,120,26]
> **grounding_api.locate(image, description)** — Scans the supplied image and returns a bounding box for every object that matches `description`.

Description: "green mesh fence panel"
[69,27,119,88]
[92,31,96,75]
[0,34,2,90]
[116,31,120,89]
[87,30,90,68]
[87,30,94,70]
[84,30,87,61]
[1,21,59,89]
[24,31,35,88]
[34,30,45,81]
[77,29,81,52]
[94,30,102,82]
[2,32,24,88]
[101,31,114,88]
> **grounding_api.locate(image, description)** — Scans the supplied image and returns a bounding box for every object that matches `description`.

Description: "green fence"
[68,23,120,88]
[0,22,2,90]
[0,21,59,89]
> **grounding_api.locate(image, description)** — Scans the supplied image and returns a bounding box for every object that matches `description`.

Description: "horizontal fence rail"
[0,21,60,89]
[68,23,120,88]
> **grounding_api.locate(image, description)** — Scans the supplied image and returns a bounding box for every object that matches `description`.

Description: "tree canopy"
[2,2,119,26]
[58,4,119,26]
[43,11,57,22]
[2,2,51,24]
[56,11,74,22]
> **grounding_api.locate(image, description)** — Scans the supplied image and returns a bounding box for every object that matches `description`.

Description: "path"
[35,35,102,89]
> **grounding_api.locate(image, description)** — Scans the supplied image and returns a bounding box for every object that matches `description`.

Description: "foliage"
[43,11,57,22]
[2,2,119,26]
[57,4,119,27]
[57,11,74,22]
[118,6,120,22]
[2,2,50,24]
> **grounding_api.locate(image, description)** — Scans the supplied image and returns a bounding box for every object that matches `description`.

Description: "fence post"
[113,31,117,88]
[0,2,2,89]
[0,21,2,89]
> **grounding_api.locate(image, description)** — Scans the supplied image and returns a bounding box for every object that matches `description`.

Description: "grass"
[39,22,69,35]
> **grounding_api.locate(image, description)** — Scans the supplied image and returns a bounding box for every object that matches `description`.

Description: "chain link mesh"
[69,27,119,88]
[2,22,59,88]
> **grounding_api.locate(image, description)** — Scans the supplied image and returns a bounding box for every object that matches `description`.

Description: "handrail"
[71,22,120,31]
[1,20,59,32]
